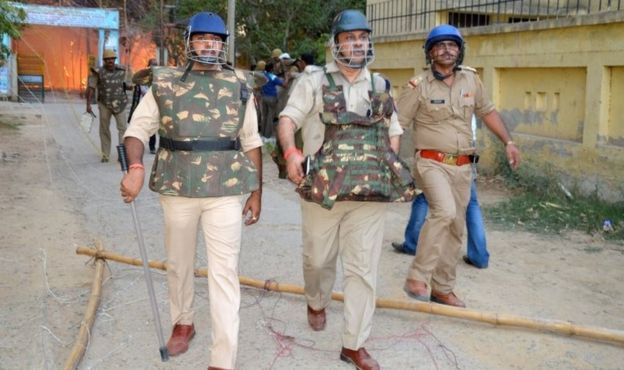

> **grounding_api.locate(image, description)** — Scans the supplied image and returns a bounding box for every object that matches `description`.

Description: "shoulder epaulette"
[304,65,323,74]
[459,65,477,73]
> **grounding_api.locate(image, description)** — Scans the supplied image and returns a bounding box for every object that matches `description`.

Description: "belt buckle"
[442,154,457,165]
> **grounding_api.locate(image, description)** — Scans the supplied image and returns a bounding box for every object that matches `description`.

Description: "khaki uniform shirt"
[397,67,495,155]
[124,88,262,153]
[280,61,404,156]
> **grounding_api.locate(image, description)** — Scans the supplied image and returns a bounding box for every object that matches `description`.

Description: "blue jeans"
[402,181,489,268]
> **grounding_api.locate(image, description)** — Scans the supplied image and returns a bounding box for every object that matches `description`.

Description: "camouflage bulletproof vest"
[296,71,417,209]
[97,67,128,113]
[148,66,259,198]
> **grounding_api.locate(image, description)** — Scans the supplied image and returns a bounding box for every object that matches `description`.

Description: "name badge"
[430,99,445,104]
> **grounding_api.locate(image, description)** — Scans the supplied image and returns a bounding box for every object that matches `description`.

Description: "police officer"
[120,12,262,370]
[399,25,520,308]
[277,9,415,370]
[86,49,132,162]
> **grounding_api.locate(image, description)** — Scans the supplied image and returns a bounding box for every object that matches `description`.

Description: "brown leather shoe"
[166,323,195,356]
[307,305,326,331]
[430,290,466,308]
[403,279,429,301]
[340,347,380,370]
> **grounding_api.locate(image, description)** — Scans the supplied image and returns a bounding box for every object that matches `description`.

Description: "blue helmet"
[186,12,229,40]
[424,24,464,65]
[185,12,228,65]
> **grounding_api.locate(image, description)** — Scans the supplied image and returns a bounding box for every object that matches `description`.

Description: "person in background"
[392,115,489,268]
[260,61,287,138]
[86,48,132,162]
[128,58,158,153]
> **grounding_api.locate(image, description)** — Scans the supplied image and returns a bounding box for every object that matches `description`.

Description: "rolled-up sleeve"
[124,88,159,145]
[239,92,262,152]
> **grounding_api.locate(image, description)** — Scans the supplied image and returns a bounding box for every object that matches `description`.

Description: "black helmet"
[331,9,372,38]
[330,9,374,69]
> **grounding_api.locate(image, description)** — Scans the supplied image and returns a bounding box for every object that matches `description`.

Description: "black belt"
[159,136,241,152]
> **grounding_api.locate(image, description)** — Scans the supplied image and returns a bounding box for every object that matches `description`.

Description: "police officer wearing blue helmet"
[398,24,520,308]
[121,11,263,370]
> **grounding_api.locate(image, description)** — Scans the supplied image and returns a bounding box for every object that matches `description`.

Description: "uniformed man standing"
[86,49,132,162]
[278,9,415,370]
[120,12,262,370]
[399,25,521,308]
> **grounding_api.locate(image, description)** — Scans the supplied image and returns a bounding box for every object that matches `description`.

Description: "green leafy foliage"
[142,0,365,65]
[0,0,26,63]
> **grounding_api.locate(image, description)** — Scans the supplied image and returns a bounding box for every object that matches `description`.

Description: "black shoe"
[149,148,156,154]
[462,255,487,269]
[391,242,415,255]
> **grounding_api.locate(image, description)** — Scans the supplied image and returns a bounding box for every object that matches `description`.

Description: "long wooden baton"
[117,144,169,362]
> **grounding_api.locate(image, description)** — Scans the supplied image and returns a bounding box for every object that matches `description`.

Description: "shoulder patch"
[459,65,477,73]
[408,77,423,89]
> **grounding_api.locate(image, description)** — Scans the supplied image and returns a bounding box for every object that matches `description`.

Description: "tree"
[141,0,366,66]
[0,0,27,64]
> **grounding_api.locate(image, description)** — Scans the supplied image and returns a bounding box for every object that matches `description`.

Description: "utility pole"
[227,0,235,66]
[159,0,165,65]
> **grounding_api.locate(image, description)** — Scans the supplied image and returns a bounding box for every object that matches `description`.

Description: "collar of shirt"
[324,61,371,85]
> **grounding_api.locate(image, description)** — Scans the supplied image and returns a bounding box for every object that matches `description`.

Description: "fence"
[367,0,622,35]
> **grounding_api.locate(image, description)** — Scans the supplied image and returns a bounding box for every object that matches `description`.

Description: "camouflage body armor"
[95,67,128,113]
[297,71,417,209]
[149,66,259,197]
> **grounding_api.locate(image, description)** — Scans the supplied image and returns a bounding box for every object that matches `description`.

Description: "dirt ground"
[1,96,623,370]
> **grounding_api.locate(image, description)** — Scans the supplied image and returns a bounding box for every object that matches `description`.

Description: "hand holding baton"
[117,144,169,362]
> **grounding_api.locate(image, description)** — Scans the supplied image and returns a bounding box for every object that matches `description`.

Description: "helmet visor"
[331,33,374,69]
[186,33,228,65]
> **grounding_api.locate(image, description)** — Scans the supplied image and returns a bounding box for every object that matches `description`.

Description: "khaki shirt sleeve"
[397,82,422,129]
[124,88,159,145]
[279,73,317,130]
[388,110,403,137]
[473,74,495,118]
[239,92,263,152]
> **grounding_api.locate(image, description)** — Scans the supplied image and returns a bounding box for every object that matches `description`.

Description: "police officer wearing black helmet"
[278,9,416,370]
[399,25,520,308]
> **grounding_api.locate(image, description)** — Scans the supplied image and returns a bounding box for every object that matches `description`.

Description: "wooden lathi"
[75,245,624,347]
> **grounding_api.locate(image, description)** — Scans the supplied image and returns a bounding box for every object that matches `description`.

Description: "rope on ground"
[75,245,624,348]
[63,241,106,370]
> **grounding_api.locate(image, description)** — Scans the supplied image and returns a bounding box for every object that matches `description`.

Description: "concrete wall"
[370,11,624,201]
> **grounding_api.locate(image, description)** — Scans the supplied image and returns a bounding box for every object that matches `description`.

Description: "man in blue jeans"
[392,179,489,268]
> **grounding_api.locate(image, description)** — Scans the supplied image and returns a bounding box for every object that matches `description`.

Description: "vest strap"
[323,66,337,90]
[159,136,241,151]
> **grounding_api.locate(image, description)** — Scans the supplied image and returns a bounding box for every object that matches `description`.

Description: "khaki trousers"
[97,102,126,159]
[301,200,386,350]
[407,155,472,294]
[160,194,243,369]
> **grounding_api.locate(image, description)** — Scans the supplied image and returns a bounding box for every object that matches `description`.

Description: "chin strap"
[431,64,460,81]
[180,60,195,82]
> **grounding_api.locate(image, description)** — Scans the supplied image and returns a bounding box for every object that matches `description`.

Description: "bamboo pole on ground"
[75,246,624,347]
[63,241,106,370]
